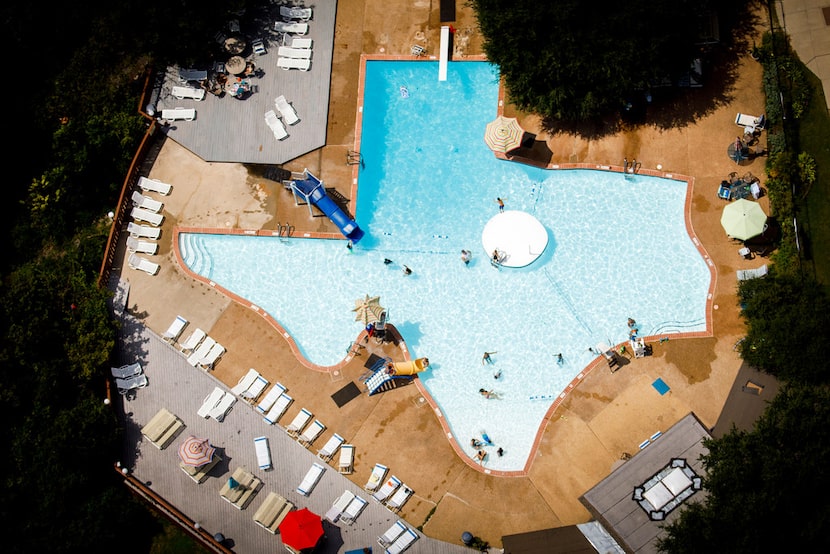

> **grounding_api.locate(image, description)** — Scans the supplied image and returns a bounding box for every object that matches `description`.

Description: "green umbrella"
[720,198,767,240]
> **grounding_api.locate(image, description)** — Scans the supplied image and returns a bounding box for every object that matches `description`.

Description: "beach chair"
[386,528,419,554]
[127,222,161,239]
[208,391,236,422]
[128,253,160,276]
[171,86,205,101]
[160,107,196,121]
[277,46,312,59]
[231,368,260,395]
[253,492,294,534]
[298,419,326,447]
[378,521,408,548]
[735,112,765,135]
[296,462,325,496]
[131,191,163,213]
[126,236,158,255]
[111,362,142,379]
[137,176,172,195]
[317,433,344,461]
[197,387,225,418]
[324,490,355,523]
[279,5,312,21]
[256,382,287,413]
[340,495,368,524]
[130,207,164,226]
[411,44,425,57]
[242,374,269,400]
[179,328,206,353]
[198,342,225,370]
[384,484,413,512]
[364,463,388,491]
[285,408,312,437]
[116,373,148,394]
[254,436,272,470]
[187,336,215,366]
[162,315,188,343]
[263,393,293,425]
[288,37,313,49]
[275,95,300,124]
[264,110,288,140]
[737,264,769,281]
[277,57,311,71]
[339,444,355,474]
[274,21,309,34]
[372,475,401,503]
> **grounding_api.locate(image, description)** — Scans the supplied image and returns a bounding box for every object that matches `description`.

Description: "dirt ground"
[117,1,773,548]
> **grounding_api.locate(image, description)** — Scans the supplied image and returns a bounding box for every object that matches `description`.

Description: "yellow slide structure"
[389,357,429,376]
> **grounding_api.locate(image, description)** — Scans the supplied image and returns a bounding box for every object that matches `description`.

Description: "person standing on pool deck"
[495,197,505,213]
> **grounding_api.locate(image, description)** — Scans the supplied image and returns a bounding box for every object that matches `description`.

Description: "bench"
[171,86,205,101]
[252,492,294,534]
[140,408,185,450]
[180,453,222,484]
[161,107,196,121]
[220,467,262,509]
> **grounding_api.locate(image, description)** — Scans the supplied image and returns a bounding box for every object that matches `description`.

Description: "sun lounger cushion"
[137,176,172,195]
[364,463,388,491]
[127,222,161,239]
[256,382,287,413]
[285,408,312,436]
[317,433,344,461]
[209,392,236,422]
[131,191,164,213]
[275,95,300,124]
[298,419,326,446]
[387,528,419,554]
[277,46,312,59]
[384,484,413,512]
[126,236,158,255]
[232,368,260,395]
[265,110,288,140]
[198,342,225,370]
[296,462,325,496]
[161,107,196,121]
[179,328,206,353]
[130,207,164,226]
[372,475,401,502]
[254,436,272,470]
[127,253,160,275]
[263,393,293,425]
[187,336,216,366]
[339,444,355,474]
[197,387,225,418]
[242,375,269,400]
[378,521,408,547]
[289,37,313,49]
[341,495,368,524]
[162,315,188,343]
[277,57,311,71]
[253,492,294,533]
[171,86,205,101]
[325,490,355,523]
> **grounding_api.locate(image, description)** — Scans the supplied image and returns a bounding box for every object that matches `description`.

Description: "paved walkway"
[777,0,830,110]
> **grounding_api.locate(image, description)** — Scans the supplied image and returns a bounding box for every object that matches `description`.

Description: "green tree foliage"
[469,0,714,121]
[737,273,830,384]
[658,385,830,553]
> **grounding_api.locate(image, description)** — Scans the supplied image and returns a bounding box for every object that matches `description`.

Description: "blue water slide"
[292,172,365,243]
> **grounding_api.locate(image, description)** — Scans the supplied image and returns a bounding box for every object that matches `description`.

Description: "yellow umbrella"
[353,294,385,326]
[484,116,525,153]
[720,198,767,240]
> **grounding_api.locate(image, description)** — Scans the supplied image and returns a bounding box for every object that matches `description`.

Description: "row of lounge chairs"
[126,177,172,275]
[264,95,300,141]
[378,520,420,553]
[179,327,225,370]
[364,462,414,513]
[198,386,237,422]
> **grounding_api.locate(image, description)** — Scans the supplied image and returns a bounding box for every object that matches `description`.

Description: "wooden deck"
[153,2,336,165]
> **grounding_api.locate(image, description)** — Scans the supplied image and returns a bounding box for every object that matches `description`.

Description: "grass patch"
[148,514,210,554]
[797,68,830,289]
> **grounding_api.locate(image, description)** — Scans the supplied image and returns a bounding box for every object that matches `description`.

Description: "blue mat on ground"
[652,378,670,395]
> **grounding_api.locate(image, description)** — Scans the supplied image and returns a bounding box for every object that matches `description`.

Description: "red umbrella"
[178,436,215,467]
[279,508,323,551]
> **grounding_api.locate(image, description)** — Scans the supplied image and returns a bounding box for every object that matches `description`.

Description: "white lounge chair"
[187,336,215,366]
[128,253,160,275]
[317,433,344,461]
[288,37,312,49]
[378,521,407,548]
[275,95,300,125]
[179,328,206,353]
[324,490,355,523]
[297,419,325,447]
[386,528,419,554]
[274,21,309,34]
[263,392,293,425]
[277,57,310,71]
[160,107,196,121]
[277,46,312,60]
[171,85,205,101]
[209,391,236,422]
[162,315,188,343]
[372,475,401,503]
[340,495,368,524]
[198,342,225,370]
[242,375,268,400]
[738,264,769,281]
[116,373,148,394]
[735,112,765,134]
[254,436,272,470]
[256,382,287,413]
[231,368,260,395]
[264,110,288,140]
[111,362,142,379]
[364,463,388,491]
[296,462,325,496]
[131,191,163,213]
[130,207,164,226]
[285,408,312,437]
[339,444,355,474]
[280,6,312,21]
[127,222,161,239]
[137,176,172,195]
[197,387,225,418]
[384,484,413,512]
[126,236,158,255]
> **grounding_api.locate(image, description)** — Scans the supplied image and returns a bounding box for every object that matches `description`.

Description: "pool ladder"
[278,222,294,238]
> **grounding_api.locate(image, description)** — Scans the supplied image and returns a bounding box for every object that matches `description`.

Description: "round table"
[224,37,246,55]
[226,56,246,75]
[727,141,751,163]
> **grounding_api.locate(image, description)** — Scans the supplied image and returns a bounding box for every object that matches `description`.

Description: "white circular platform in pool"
[482,210,549,267]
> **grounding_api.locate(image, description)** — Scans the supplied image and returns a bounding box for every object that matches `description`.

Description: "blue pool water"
[180,61,711,471]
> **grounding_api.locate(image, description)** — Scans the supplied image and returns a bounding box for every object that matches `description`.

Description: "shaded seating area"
[180,453,222,484]
[220,467,262,509]
[718,172,761,201]
[252,492,294,534]
[140,408,185,450]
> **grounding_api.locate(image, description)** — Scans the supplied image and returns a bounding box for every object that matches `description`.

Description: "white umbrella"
[720,198,767,240]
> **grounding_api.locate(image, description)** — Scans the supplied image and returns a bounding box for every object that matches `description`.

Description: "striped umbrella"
[178,436,215,467]
[484,116,525,153]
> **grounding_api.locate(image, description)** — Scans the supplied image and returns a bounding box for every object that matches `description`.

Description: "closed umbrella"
[720,198,767,240]
[353,294,385,326]
[178,436,215,467]
[279,508,323,551]
[484,116,525,153]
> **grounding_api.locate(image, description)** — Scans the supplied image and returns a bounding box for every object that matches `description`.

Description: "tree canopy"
[470,0,715,121]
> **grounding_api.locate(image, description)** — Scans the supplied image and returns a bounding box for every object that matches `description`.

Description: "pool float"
[388,357,429,376]
[481,432,494,446]
[399,86,409,98]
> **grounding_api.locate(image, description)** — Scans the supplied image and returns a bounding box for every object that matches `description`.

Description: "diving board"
[438,26,450,81]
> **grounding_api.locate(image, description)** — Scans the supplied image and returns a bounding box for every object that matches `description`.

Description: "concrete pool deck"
[113,1,775,549]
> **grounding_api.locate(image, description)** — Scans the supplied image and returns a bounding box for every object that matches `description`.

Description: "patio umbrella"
[720,198,768,240]
[178,436,215,467]
[279,508,323,551]
[353,294,385,326]
[484,116,525,153]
